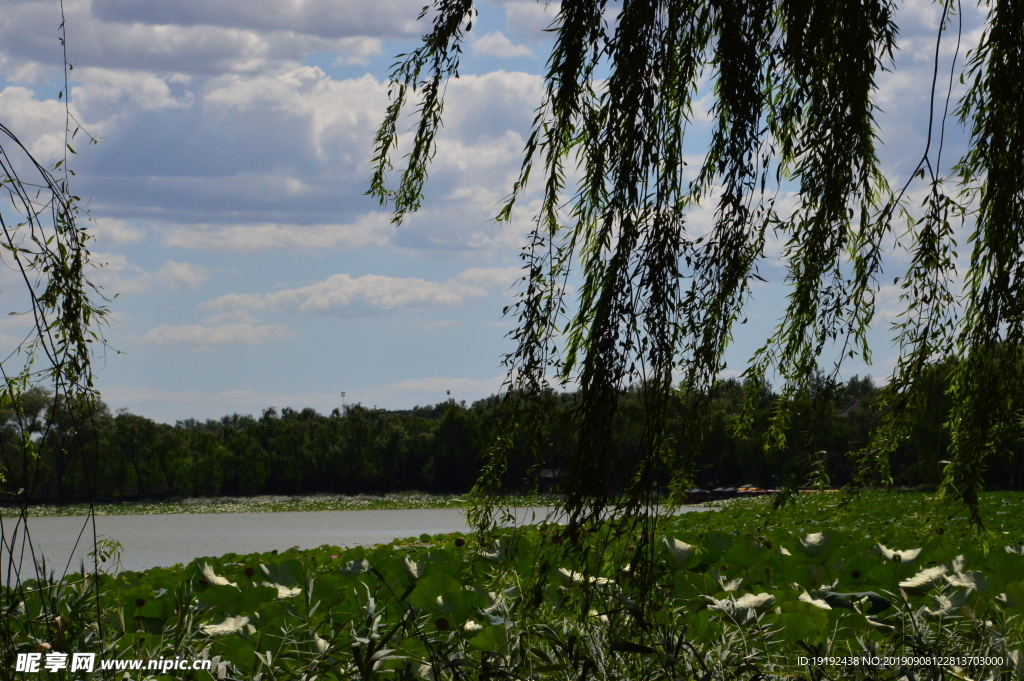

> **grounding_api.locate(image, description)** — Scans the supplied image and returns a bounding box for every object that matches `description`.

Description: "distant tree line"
[1,368,1021,505]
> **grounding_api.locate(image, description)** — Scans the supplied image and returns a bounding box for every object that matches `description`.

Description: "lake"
[1,506,712,580]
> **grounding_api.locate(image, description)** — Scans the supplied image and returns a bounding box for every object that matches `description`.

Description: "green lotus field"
[5,492,1023,680]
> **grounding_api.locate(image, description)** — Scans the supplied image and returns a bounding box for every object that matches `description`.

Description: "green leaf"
[212,635,256,672]
[406,574,462,610]
[724,539,768,569]
[469,625,508,654]
[702,531,735,563]
[438,587,488,624]
[794,532,841,563]
[245,584,281,609]
[262,559,304,586]
[774,601,829,644]
[663,536,697,568]
[198,584,242,610]
[999,581,1024,617]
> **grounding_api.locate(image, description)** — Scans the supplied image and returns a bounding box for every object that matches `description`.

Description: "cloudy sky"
[0,0,983,422]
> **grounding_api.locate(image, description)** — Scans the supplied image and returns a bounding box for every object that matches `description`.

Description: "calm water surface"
[1,506,711,579]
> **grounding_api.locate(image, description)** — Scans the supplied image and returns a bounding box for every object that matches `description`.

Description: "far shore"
[2,492,559,518]
[0,492,733,518]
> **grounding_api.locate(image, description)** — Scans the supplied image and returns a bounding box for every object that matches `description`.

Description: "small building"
[684,488,710,503]
[538,468,565,493]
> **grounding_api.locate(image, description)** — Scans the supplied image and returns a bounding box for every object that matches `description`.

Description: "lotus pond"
[4,491,1023,680]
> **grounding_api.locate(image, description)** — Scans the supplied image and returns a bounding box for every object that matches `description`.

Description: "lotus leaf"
[198,584,243,610]
[795,532,840,562]
[469,625,508,654]
[342,558,371,575]
[724,539,768,569]
[201,615,251,636]
[998,581,1024,617]
[663,537,696,567]
[706,592,775,620]
[702,531,735,563]
[774,600,829,643]
[557,568,614,586]
[201,562,237,587]
[877,544,922,563]
[899,565,948,594]
[406,574,462,610]
[211,633,257,671]
[924,588,971,618]
[798,591,831,610]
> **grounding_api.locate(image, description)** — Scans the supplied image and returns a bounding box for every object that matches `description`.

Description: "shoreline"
[1,493,559,518]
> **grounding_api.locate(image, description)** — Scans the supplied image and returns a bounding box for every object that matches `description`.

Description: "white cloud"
[0,56,57,84]
[72,68,194,115]
[78,67,538,238]
[3,57,544,258]
[90,254,208,294]
[202,67,388,147]
[0,87,69,162]
[874,283,906,324]
[89,217,144,244]
[154,260,210,290]
[502,1,560,44]
[472,31,533,58]
[0,0,421,77]
[456,266,522,293]
[331,37,383,66]
[435,71,543,141]
[163,213,394,251]
[90,252,149,294]
[199,266,522,316]
[90,0,424,41]
[139,321,295,345]
[200,272,491,317]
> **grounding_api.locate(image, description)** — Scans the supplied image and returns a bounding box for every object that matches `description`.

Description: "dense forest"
[2,367,1021,505]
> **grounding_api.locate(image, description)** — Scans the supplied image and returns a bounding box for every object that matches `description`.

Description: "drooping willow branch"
[369,0,1023,556]
[0,0,108,622]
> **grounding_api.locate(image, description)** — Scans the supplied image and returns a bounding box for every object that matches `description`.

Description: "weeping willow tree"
[0,112,108,659]
[0,0,107,602]
[370,0,1023,555]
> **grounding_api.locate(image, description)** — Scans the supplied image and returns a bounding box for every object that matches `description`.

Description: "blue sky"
[0,0,983,422]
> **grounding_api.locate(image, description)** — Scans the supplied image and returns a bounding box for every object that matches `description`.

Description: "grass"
[4,491,1023,680]
[9,492,560,517]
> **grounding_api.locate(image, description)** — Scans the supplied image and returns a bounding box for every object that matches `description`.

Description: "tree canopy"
[370,0,1024,530]
[9,373,1019,505]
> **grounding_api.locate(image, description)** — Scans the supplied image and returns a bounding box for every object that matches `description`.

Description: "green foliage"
[369,0,1024,538]
[1,24,110,674]
[4,492,1023,680]
[4,373,1023,507]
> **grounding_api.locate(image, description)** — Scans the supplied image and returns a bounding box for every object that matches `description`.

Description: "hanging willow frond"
[943,0,1024,525]
[370,0,1022,568]
[1,1,109,595]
